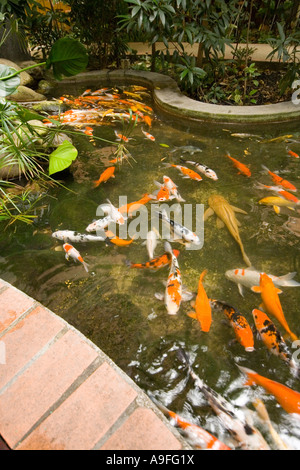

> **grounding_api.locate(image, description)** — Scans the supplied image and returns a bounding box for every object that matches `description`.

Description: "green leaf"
[48,140,78,175]
[0,65,20,97]
[46,38,89,81]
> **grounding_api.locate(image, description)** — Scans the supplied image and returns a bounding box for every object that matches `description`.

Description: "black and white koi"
[52,230,108,243]
[157,209,201,245]
[180,157,218,181]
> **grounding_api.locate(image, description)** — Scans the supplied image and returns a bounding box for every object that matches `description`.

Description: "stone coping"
[0,279,190,451]
[57,69,300,124]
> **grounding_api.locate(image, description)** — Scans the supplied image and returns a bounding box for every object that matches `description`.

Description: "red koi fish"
[288,150,299,159]
[163,163,202,182]
[262,165,297,192]
[152,397,231,450]
[210,300,254,351]
[188,270,212,332]
[63,243,89,272]
[251,273,298,342]
[238,365,300,415]
[128,249,180,270]
[93,166,115,187]
[226,153,251,177]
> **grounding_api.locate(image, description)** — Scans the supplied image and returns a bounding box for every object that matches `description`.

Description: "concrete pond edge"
[58,69,300,124]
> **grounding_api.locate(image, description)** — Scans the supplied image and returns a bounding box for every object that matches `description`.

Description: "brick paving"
[0,279,189,451]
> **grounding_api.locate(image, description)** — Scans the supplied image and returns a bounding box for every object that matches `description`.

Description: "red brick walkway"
[0,279,188,450]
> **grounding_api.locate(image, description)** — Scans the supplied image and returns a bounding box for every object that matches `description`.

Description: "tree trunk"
[151,42,156,72]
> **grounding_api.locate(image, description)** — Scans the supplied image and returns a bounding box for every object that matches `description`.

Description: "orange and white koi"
[262,165,297,192]
[178,349,270,450]
[238,365,300,415]
[251,273,298,342]
[162,163,202,182]
[225,267,300,297]
[151,396,231,450]
[114,130,130,143]
[162,176,185,202]
[252,308,299,376]
[105,199,126,225]
[149,184,174,202]
[161,241,182,315]
[127,249,180,270]
[210,300,254,351]
[288,150,299,159]
[187,270,212,332]
[226,153,251,177]
[93,166,115,187]
[141,129,155,141]
[63,243,89,272]
[84,126,93,136]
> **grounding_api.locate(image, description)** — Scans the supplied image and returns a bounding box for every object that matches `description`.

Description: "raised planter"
[57,69,300,124]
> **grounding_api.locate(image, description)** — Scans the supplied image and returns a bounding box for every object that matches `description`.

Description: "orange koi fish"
[84,126,93,136]
[251,273,298,342]
[143,115,152,127]
[93,166,115,187]
[256,182,299,203]
[288,150,299,159]
[104,230,134,247]
[63,243,89,272]
[163,163,202,182]
[151,397,231,450]
[252,309,299,376]
[238,365,300,415]
[128,249,180,270]
[118,194,152,217]
[262,165,297,192]
[142,129,155,141]
[188,270,212,332]
[226,153,251,177]
[210,300,254,351]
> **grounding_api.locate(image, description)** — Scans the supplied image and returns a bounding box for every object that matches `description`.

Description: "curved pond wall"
[57,69,300,124]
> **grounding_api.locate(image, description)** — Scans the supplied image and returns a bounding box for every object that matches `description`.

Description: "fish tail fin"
[237,365,257,386]
[199,269,208,282]
[162,163,173,168]
[93,180,101,188]
[82,261,89,273]
[176,348,191,370]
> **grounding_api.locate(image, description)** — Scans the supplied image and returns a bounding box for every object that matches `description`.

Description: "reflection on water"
[1,84,300,449]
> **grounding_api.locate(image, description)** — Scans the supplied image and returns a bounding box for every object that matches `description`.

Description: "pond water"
[1,83,300,450]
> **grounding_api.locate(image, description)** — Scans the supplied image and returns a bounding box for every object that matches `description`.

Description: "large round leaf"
[49,140,78,175]
[46,37,89,81]
[0,64,21,97]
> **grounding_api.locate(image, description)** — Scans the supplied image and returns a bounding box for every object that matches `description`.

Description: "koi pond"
[1,82,300,450]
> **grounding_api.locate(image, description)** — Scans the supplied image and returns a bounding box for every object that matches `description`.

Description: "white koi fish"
[63,243,89,272]
[180,157,218,181]
[142,229,160,260]
[85,214,114,233]
[225,267,300,297]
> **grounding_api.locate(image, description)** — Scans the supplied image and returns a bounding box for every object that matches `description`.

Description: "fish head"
[252,308,269,331]
[63,243,72,253]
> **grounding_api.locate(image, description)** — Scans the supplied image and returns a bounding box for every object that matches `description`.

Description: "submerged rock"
[6,85,46,102]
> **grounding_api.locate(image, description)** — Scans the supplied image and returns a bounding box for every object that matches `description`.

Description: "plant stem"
[0,62,47,81]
